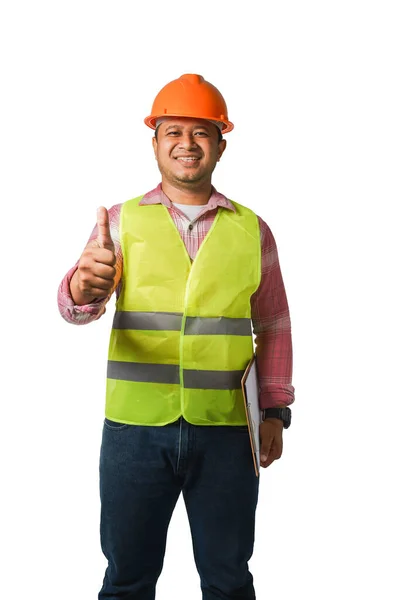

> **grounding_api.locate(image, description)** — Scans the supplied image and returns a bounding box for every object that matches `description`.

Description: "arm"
[252,216,295,469]
[251,216,295,410]
[57,203,123,325]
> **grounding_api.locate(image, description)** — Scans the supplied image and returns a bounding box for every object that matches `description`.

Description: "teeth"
[177,157,198,161]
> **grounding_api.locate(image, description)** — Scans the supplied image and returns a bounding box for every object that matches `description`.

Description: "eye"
[194,131,209,137]
[167,131,180,136]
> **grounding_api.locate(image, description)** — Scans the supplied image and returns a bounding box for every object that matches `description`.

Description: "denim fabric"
[99,416,259,599]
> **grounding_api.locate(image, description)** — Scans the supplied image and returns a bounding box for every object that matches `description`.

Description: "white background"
[1,1,399,598]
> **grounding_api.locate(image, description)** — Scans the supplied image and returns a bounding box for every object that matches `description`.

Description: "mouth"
[174,156,201,165]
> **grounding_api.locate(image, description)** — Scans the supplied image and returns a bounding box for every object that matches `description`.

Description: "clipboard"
[241,353,262,477]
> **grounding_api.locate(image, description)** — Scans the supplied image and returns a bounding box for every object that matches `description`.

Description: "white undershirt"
[172,202,205,223]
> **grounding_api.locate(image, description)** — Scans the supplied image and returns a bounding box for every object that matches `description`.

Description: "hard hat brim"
[144,114,234,134]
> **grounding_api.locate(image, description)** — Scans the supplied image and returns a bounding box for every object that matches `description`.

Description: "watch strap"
[261,407,291,428]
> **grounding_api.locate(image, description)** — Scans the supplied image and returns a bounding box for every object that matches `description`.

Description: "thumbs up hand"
[70,207,117,305]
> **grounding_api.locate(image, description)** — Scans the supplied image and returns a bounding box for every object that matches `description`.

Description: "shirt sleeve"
[57,203,123,325]
[251,215,295,409]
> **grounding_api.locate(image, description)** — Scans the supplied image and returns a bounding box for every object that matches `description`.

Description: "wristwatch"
[261,407,291,429]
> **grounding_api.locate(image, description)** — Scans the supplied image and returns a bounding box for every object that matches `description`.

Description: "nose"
[178,132,198,150]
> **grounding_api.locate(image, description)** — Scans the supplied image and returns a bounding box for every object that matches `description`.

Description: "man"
[58,73,295,600]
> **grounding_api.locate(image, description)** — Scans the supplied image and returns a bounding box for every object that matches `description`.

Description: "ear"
[152,136,158,158]
[217,139,227,162]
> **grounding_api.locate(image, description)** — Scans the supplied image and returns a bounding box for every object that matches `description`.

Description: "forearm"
[254,326,295,409]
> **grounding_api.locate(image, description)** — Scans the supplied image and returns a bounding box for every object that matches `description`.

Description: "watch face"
[277,408,291,427]
[283,408,291,427]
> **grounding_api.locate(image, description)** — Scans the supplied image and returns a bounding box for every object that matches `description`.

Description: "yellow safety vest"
[105,196,261,426]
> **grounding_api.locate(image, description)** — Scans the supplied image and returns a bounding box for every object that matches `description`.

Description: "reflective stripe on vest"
[107,360,244,390]
[105,196,261,426]
[112,311,252,336]
[107,360,180,384]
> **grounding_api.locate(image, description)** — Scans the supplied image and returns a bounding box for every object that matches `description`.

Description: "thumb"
[260,436,273,463]
[96,206,114,250]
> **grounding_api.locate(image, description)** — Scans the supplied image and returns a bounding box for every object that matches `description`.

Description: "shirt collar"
[139,183,236,212]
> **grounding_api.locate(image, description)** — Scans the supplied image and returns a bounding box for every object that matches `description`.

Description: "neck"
[161,179,212,206]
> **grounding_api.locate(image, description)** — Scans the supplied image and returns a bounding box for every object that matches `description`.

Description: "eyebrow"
[164,124,210,133]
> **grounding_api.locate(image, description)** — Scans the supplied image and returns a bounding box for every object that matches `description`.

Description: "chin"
[172,170,202,182]
[175,176,204,185]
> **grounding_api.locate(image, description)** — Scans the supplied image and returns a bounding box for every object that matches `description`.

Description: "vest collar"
[139,183,236,213]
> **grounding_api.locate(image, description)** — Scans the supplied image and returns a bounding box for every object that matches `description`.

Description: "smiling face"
[152,117,227,190]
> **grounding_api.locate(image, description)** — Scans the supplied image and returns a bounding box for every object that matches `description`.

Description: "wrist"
[261,407,291,429]
[262,417,284,428]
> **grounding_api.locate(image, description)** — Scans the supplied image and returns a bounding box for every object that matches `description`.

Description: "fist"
[75,207,116,300]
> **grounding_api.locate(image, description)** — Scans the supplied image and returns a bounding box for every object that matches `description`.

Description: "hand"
[72,207,116,303]
[259,418,283,469]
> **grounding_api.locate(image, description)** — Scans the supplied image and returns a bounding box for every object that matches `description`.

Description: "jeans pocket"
[104,418,130,430]
[235,425,250,432]
[222,425,249,433]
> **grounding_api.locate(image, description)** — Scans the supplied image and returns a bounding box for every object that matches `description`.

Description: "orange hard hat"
[144,74,234,133]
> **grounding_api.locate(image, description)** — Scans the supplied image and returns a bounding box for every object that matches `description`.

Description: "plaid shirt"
[58,184,295,410]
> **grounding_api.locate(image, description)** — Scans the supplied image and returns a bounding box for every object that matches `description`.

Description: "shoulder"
[255,215,276,247]
[108,203,123,218]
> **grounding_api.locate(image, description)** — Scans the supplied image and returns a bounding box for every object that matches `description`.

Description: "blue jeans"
[99,416,259,599]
